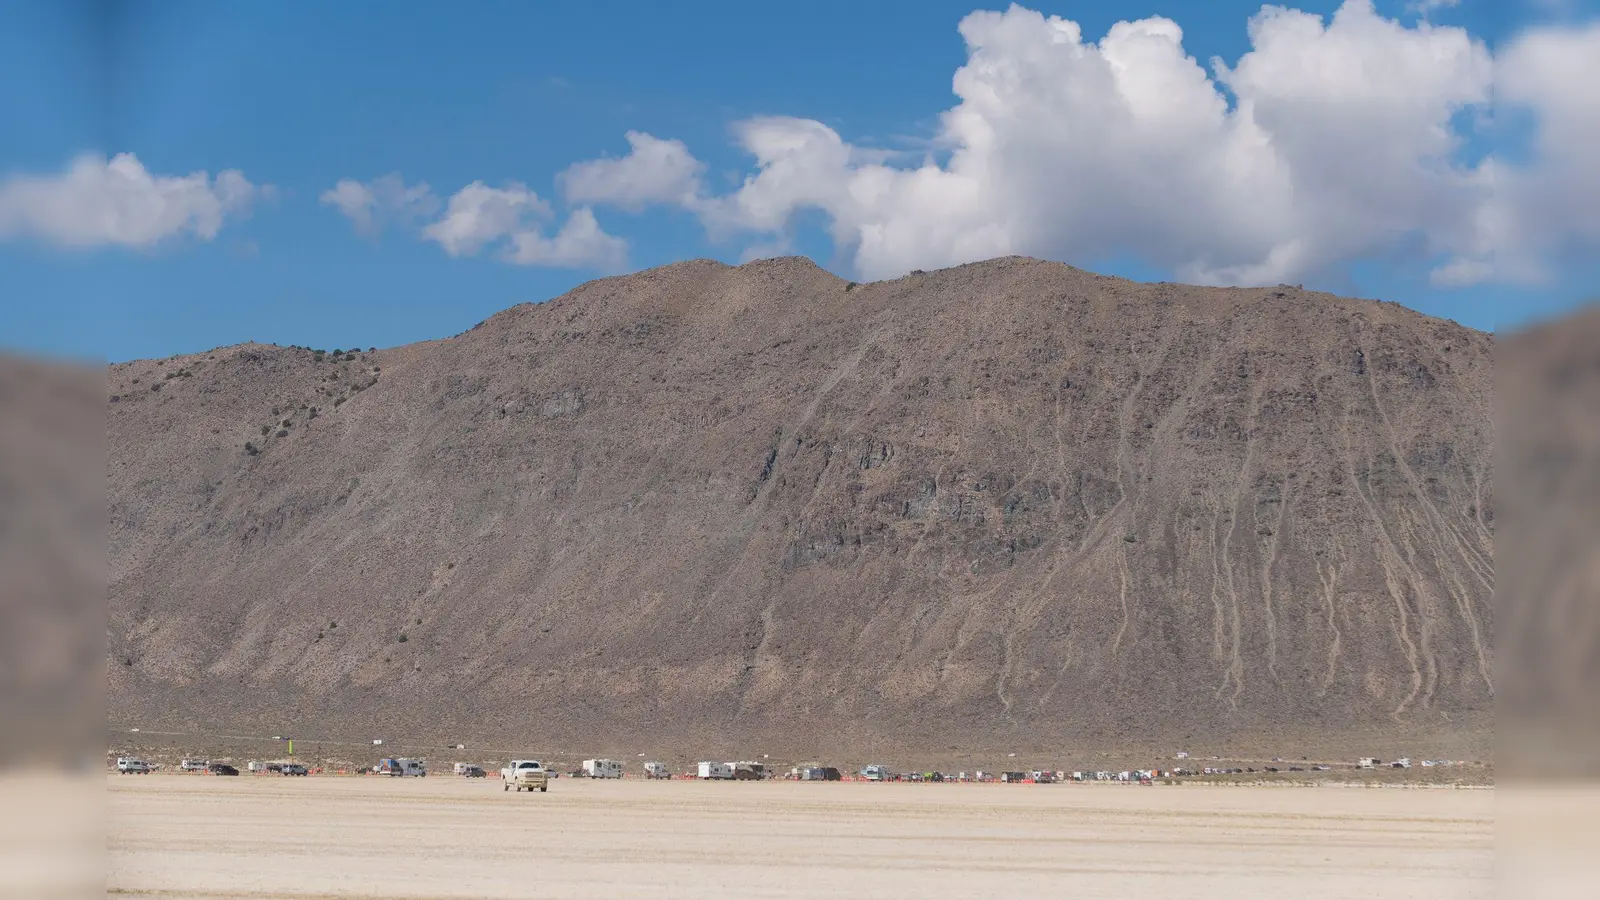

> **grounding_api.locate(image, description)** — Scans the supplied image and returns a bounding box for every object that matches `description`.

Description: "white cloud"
[415,182,627,269]
[569,1,1600,289]
[0,153,265,248]
[504,207,628,269]
[321,173,439,235]
[1406,0,1460,15]
[560,131,705,211]
[421,181,552,257]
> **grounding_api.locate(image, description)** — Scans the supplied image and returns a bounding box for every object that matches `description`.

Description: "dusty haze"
[107,256,1493,759]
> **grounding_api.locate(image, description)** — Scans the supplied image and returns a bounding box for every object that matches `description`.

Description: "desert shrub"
[261,425,271,436]
[244,442,258,455]
[398,634,408,643]
[275,429,288,438]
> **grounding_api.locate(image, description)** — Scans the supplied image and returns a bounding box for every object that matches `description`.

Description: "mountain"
[107,256,1494,760]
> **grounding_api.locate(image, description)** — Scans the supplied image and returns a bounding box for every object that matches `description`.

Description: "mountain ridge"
[107,255,1494,759]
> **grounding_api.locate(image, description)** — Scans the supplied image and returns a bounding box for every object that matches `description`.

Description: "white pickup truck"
[501,759,549,793]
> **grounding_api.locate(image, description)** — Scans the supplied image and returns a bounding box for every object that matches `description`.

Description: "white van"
[582,758,623,779]
[116,757,151,774]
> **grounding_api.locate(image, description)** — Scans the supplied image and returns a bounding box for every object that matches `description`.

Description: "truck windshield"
[518,762,541,769]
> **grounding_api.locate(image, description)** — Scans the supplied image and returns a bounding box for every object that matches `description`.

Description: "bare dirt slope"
[106,256,1493,757]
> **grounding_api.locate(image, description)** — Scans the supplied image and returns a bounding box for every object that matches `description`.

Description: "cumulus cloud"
[560,131,705,211]
[416,182,626,269]
[320,173,439,235]
[0,153,265,248]
[563,0,1599,289]
[1406,0,1460,15]
[504,207,628,269]
[422,181,551,257]
[1450,21,1600,283]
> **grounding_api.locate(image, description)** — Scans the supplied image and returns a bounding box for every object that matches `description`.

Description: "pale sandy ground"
[107,774,1492,900]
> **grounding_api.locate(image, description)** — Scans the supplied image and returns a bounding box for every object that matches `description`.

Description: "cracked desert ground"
[106,775,1491,899]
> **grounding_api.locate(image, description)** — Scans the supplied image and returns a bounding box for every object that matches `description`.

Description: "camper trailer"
[698,761,734,780]
[378,758,427,777]
[582,758,623,779]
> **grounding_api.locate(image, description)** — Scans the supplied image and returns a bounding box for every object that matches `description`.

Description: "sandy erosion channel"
[107,774,1491,899]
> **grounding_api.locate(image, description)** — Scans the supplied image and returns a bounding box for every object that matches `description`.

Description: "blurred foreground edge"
[0,352,104,900]
[1497,300,1600,900]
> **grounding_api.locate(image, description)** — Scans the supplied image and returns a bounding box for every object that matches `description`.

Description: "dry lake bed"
[106,774,1492,899]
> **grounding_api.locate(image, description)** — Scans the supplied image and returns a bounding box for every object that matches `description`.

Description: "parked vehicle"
[799,766,841,781]
[459,765,486,778]
[643,761,671,779]
[501,760,549,793]
[208,763,240,776]
[115,757,151,774]
[247,761,270,773]
[731,761,766,780]
[280,763,309,776]
[582,758,624,779]
[377,758,426,777]
[861,765,892,782]
[180,758,209,772]
[697,761,733,780]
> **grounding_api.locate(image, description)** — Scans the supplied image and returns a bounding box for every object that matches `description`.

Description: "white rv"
[378,757,427,777]
[643,761,670,779]
[582,758,623,779]
[697,761,733,780]
[180,758,209,772]
[861,764,892,782]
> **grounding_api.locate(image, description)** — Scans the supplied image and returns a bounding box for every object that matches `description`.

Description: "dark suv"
[207,763,240,776]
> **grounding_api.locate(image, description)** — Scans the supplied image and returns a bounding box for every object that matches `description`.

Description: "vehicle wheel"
[503,782,509,791]
[541,786,548,792]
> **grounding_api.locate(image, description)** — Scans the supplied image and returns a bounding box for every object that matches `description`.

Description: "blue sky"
[2,0,1596,361]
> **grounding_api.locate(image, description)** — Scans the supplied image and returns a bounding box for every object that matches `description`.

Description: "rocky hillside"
[107,256,1494,758]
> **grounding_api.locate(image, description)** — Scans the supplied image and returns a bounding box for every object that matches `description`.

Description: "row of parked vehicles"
[113,756,307,776]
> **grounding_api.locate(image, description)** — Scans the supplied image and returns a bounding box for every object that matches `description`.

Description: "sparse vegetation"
[243,442,258,455]
[398,634,408,643]
[275,429,289,438]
